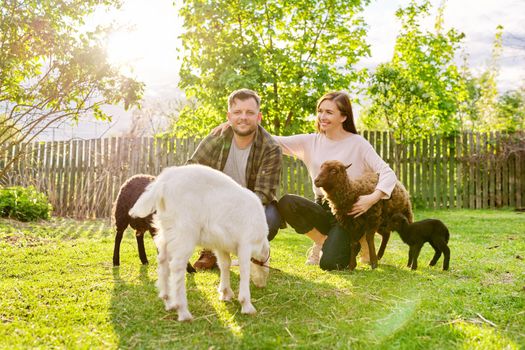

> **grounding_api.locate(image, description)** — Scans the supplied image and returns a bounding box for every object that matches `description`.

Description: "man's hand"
[347,190,385,218]
[211,122,231,136]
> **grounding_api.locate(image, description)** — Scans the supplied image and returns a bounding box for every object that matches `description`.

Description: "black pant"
[277,194,352,270]
[265,202,281,241]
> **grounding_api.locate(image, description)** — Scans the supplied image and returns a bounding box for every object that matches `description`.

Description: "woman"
[274,91,397,270]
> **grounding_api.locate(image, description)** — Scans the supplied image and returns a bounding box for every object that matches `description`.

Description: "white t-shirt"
[273,133,397,198]
[223,140,252,188]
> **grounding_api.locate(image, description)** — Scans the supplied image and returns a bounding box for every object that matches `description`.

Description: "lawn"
[0,210,524,349]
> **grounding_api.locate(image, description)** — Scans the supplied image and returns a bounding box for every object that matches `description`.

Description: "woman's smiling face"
[316,99,346,133]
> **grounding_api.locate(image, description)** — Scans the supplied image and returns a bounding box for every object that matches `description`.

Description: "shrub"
[0,186,53,221]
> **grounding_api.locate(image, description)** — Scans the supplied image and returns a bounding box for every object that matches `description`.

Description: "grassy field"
[0,209,524,349]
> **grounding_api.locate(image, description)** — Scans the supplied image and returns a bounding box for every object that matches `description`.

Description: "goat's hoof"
[165,300,178,311]
[371,262,378,269]
[219,288,234,301]
[177,310,193,322]
[241,303,257,315]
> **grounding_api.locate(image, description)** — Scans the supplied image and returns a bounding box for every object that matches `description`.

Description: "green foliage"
[0,210,524,348]
[361,0,467,143]
[0,186,52,221]
[0,0,144,179]
[495,88,525,132]
[174,0,370,137]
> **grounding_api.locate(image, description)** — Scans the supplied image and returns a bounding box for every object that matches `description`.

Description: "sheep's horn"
[345,163,352,169]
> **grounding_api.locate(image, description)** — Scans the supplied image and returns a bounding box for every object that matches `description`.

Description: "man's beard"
[231,125,257,137]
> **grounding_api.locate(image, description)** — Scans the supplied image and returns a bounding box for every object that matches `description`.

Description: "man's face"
[227,98,262,137]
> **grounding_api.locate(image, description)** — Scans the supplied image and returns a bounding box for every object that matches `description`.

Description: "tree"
[172,0,370,137]
[471,25,504,131]
[0,0,143,180]
[360,0,466,142]
[495,88,525,132]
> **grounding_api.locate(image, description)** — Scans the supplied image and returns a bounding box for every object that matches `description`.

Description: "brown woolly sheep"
[390,213,450,270]
[112,174,196,273]
[314,160,413,271]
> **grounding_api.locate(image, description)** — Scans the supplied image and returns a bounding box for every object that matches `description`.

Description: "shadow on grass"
[107,240,470,349]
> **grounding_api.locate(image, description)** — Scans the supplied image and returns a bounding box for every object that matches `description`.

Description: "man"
[187,88,283,270]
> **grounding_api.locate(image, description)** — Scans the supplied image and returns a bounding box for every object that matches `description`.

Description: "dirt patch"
[1,233,50,247]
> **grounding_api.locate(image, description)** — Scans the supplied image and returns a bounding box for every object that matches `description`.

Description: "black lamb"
[390,213,450,271]
[112,174,196,273]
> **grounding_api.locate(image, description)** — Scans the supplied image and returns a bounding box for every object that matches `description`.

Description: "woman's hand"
[211,121,231,136]
[347,190,385,218]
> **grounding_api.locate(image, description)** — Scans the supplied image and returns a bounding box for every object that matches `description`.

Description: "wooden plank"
[408,141,415,201]
[467,132,475,209]
[109,137,119,217]
[516,152,525,208]
[421,138,428,208]
[501,133,509,207]
[415,139,421,207]
[101,137,111,217]
[430,136,436,209]
[434,136,441,209]
[508,151,516,207]
[488,132,494,208]
[481,133,489,209]
[382,131,388,167]
[449,136,456,208]
[61,141,70,216]
[401,142,408,197]
[494,132,502,207]
[442,137,448,208]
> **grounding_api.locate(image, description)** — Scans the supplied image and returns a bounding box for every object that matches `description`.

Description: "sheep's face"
[250,239,270,288]
[390,213,409,230]
[314,160,351,191]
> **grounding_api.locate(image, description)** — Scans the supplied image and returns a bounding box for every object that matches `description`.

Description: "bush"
[0,186,53,221]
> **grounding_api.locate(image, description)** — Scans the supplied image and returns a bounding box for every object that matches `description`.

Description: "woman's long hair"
[315,91,358,134]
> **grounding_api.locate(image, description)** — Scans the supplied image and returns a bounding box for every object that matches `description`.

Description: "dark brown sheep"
[112,174,196,273]
[314,160,413,271]
[390,213,450,271]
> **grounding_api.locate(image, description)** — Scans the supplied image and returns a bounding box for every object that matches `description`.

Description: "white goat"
[129,164,270,321]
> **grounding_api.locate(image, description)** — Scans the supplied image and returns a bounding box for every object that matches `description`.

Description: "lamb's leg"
[407,245,416,268]
[112,226,126,266]
[439,241,451,271]
[410,243,424,270]
[136,230,148,265]
[215,250,234,301]
[165,235,195,322]
[377,230,390,260]
[348,242,360,271]
[237,246,256,314]
[365,232,378,269]
[428,241,442,267]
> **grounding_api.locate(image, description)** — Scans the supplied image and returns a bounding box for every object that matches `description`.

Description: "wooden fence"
[1,131,524,218]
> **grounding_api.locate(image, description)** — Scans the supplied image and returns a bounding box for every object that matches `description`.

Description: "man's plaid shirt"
[187,125,282,205]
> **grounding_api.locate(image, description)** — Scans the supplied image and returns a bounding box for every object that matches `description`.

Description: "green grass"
[0,210,524,349]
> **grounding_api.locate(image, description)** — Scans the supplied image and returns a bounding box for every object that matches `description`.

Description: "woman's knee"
[276,194,299,217]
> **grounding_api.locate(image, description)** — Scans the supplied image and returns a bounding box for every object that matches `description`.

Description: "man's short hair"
[228,89,261,110]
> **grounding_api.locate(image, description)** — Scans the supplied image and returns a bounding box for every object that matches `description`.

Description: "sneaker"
[305,242,323,265]
[193,249,217,270]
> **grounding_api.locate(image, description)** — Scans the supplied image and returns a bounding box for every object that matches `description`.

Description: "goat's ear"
[345,163,352,169]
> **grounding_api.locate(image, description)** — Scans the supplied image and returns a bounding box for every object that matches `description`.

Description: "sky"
[41,0,525,141]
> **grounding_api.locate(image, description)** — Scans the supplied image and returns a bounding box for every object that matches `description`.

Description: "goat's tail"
[128,180,163,218]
